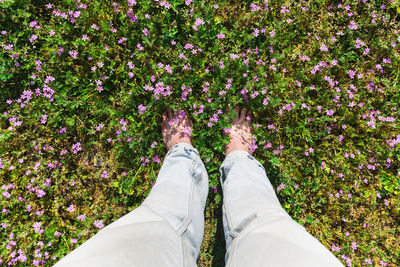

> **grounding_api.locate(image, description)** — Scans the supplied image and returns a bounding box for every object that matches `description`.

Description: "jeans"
[54,143,343,267]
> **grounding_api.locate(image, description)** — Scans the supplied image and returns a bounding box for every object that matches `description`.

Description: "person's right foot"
[225,106,253,156]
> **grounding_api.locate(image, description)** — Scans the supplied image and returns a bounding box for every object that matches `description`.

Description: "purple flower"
[193,18,205,31]
[348,21,358,30]
[40,114,47,124]
[250,3,261,11]
[33,222,43,234]
[72,142,82,154]
[153,155,161,164]
[36,189,46,198]
[29,34,38,43]
[217,33,225,39]
[96,123,104,131]
[276,183,285,192]
[94,220,104,229]
[137,104,147,114]
[67,204,75,212]
[326,110,335,116]
[69,50,78,59]
[348,69,356,79]
[364,259,372,265]
[249,136,258,153]
[59,127,66,134]
[331,243,340,252]
[165,64,172,74]
[351,241,357,251]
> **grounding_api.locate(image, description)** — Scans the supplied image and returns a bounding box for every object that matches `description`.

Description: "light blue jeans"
[55,143,343,267]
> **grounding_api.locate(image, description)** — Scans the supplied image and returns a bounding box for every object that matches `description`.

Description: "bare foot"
[162,108,193,150]
[225,106,253,156]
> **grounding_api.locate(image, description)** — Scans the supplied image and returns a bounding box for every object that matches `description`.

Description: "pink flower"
[193,18,205,31]
[351,241,357,251]
[326,110,335,116]
[72,142,82,154]
[348,70,356,79]
[276,183,285,192]
[184,126,192,137]
[33,222,43,234]
[321,162,325,169]
[138,104,147,114]
[320,44,328,52]
[96,123,104,131]
[331,243,340,252]
[253,29,260,37]
[54,231,62,237]
[67,204,75,212]
[348,21,358,30]
[217,33,225,39]
[153,155,161,164]
[41,114,47,124]
[36,189,46,198]
[29,34,38,43]
[250,3,261,11]
[94,220,104,229]
[69,50,78,59]
[364,259,372,265]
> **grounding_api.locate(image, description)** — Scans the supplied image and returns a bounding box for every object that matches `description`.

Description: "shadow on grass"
[211,183,226,267]
[208,159,281,267]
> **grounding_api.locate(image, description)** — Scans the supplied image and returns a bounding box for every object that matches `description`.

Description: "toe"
[167,107,174,118]
[241,107,248,120]
[234,106,240,118]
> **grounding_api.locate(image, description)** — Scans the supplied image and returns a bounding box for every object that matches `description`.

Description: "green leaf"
[270,156,280,167]
[65,117,75,127]
[270,97,282,107]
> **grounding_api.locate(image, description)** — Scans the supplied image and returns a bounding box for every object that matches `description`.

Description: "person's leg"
[220,107,343,267]
[55,110,208,267]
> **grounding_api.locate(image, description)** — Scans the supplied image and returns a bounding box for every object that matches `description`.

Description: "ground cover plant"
[1,0,400,266]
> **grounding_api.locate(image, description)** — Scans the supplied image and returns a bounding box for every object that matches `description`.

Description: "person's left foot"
[162,108,193,150]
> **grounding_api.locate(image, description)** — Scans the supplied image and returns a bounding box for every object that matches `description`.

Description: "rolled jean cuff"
[166,142,200,158]
[223,150,251,164]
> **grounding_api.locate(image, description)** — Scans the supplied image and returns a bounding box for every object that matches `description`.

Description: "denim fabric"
[55,144,342,267]
[219,150,343,267]
[54,143,208,267]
